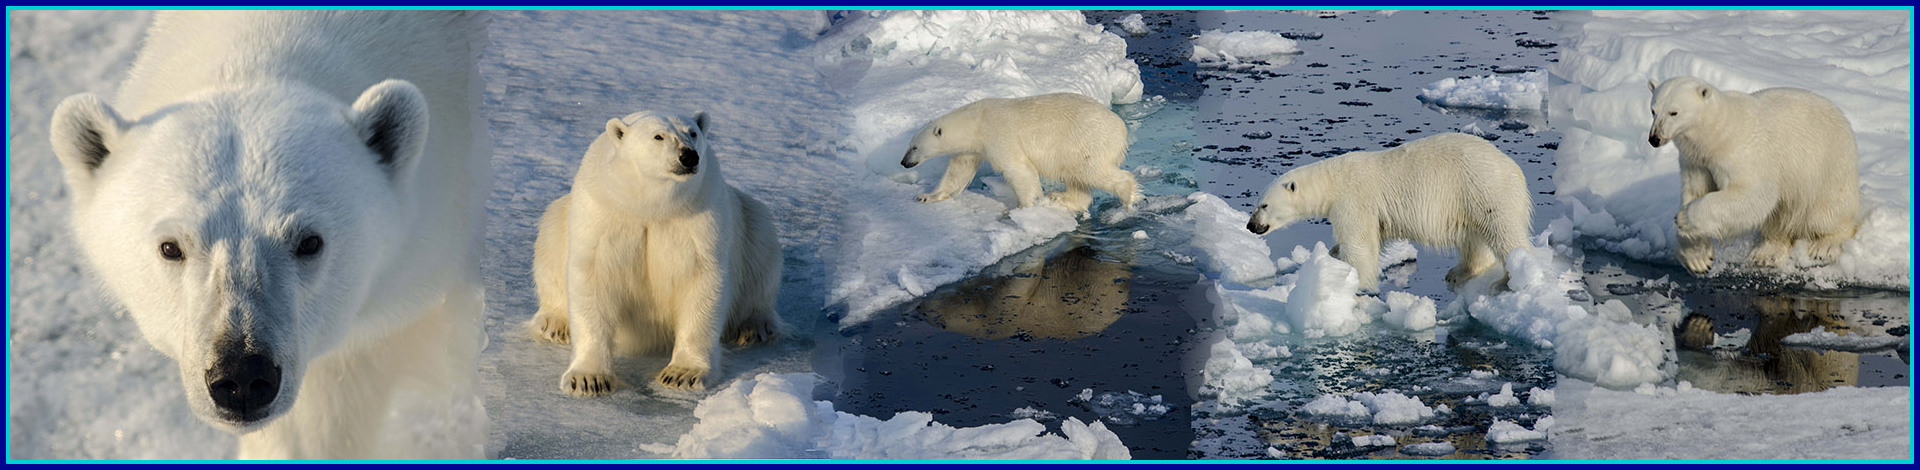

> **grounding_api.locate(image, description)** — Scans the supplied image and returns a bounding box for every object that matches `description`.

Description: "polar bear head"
[900,102,985,169]
[49,80,430,432]
[602,111,710,182]
[1647,76,1717,148]
[1246,174,1316,235]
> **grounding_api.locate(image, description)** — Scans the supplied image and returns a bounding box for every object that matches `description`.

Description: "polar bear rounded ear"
[694,111,709,134]
[1647,79,1659,93]
[1697,85,1711,99]
[605,118,628,140]
[349,80,429,182]
[49,93,128,195]
[1284,181,1296,192]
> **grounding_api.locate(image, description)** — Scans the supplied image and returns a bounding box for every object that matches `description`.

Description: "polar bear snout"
[1648,133,1666,148]
[901,147,921,168]
[205,351,283,423]
[673,147,700,175]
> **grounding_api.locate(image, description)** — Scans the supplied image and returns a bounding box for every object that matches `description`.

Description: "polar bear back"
[1317,133,1530,247]
[1741,88,1860,214]
[975,93,1129,171]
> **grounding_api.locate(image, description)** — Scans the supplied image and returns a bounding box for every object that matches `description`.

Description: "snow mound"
[1117,13,1149,36]
[1549,10,1910,289]
[1419,70,1546,110]
[1449,244,1673,389]
[1301,391,1437,426]
[1184,192,1278,284]
[670,373,1130,459]
[1191,29,1301,69]
[1486,418,1551,444]
[1285,244,1368,338]
[816,10,1146,326]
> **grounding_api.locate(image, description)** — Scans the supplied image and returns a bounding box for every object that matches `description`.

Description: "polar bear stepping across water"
[1246,133,1533,291]
[901,92,1141,213]
[48,11,490,459]
[1647,76,1861,275]
[530,111,783,395]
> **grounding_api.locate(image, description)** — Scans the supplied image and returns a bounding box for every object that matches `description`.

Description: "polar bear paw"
[1678,246,1714,275]
[729,317,777,347]
[1747,238,1791,268]
[531,310,570,344]
[1807,236,1846,265]
[561,369,618,397]
[916,193,951,203]
[656,365,708,390]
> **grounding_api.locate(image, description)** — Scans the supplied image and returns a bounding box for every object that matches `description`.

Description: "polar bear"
[901,92,1140,212]
[529,111,783,395]
[48,11,490,459]
[1245,133,1532,291]
[1647,76,1861,274]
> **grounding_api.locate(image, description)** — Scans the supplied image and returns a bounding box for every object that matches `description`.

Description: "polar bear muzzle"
[901,146,921,168]
[205,347,283,423]
[674,147,699,175]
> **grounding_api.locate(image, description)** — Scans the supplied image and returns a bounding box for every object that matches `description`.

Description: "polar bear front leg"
[919,153,981,203]
[659,265,727,390]
[1675,164,1718,274]
[1000,161,1045,208]
[559,228,620,397]
[1333,216,1383,292]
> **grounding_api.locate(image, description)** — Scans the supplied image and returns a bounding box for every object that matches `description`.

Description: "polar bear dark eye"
[688,130,697,139]
[653,134,665,141]
[159,241,183,261]
[1668,112,1678,116]
[295,235,324,257]
[934,128,942,137]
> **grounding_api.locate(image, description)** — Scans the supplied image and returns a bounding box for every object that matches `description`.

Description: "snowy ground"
[1549,10,1912,290]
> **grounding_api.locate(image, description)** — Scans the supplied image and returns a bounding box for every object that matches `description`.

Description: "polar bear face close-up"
[604,111,710,183]
[49,80,430,432]
[1647,76,1715,148]
[1246,176,1308,235]
[900,103,985,169]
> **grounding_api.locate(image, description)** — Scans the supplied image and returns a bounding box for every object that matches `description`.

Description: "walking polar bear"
[49,11,490,458]
[1246,133,1533,291]
[1647,76,1861,274]
[530,111,783,395]
[901,92,1141,213]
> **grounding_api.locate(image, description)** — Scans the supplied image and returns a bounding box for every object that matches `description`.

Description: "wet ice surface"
[1185,11,1562,459]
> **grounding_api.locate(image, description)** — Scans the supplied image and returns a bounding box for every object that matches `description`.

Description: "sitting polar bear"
[530,111,783,395]
[1246,133,1533,291]
[1648,76,1861,274]
[901,92,1141,213]
[49,11,490,458]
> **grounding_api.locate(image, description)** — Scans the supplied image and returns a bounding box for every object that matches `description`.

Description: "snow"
[1528,387,1556,406]
[1284,244,1368,338]
[1779,327,1911,353]
[1448,244,1673,388]
[1349,434,1395,447]
[1200,338,1276,408]
[1486,418,1551,444]
[1381,291,1438,331]
[1482,383,1522,408]
[1116,13,1149,36]
[1071,389,1171,426]
[816,10,1147,326]
[1301,391,1437,427]
[1418,70,1546,110]
[1552,380,1912,460]
[1183,192,1278,285]
[1399,442,1456,456]
[1191,29,1301,70]
[1549,10,1911,289]
[667,373,1130,459]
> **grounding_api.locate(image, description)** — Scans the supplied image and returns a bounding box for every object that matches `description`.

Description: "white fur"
[47,11,490,459]
[529,111,783,395]
[1648,76,1861,274]
[901,92,1140,212]
[1248,133,1533,291]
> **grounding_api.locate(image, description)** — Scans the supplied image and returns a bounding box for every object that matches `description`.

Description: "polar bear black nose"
[207,353,282,420]
[678,148,699,169]
[1247,220,1270,235]
[1648,134,1664,147]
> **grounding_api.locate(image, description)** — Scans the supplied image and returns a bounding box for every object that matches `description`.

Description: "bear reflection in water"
[917,239,1133,340]
[1676,296,1861,395]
